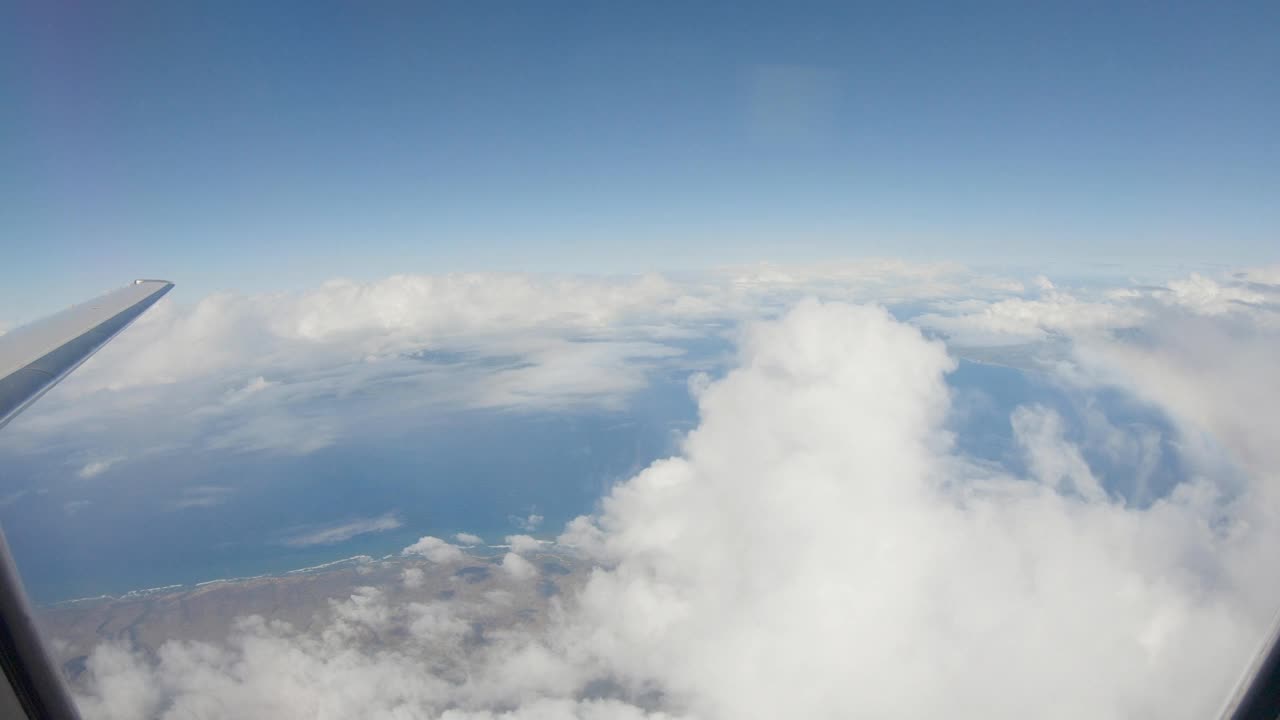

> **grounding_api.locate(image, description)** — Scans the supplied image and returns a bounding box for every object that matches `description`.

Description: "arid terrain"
[39,549,583,683]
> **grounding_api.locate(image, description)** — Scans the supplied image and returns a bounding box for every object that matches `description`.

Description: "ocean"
[0,355,1188,605]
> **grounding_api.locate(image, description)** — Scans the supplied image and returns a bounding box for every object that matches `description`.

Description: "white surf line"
[119,583,185,599]
[54,544,506,606]
[285,555,375,574]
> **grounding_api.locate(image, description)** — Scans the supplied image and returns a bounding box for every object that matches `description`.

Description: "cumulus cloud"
[68,293,1280,719]
[54,273,704,397]
[553,300,1270,719]
[500,552,538,580]
[0,272,733,461]
[506,535,543,555]
[1012,404,1107,502]
[1077,301,1280,485]
[1159,273,1268,316]
[401,567,426,589]
[0,262,1062,474]
[401,536,464,564]
[454,532,483,545]
[915,285,1145,346]
[282,513,403,548]
[914,266,1280,349]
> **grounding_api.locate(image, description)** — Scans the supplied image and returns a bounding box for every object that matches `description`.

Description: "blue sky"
[3,1,1276,322]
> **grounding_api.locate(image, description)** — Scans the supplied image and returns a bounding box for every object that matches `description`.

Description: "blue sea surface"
[0,362,700,604]
[0,352,1189,604]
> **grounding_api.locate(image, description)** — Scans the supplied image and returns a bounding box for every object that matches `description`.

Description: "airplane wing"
[0,279,172,720]
[0,280,173,431]
[1221,610,1280,719]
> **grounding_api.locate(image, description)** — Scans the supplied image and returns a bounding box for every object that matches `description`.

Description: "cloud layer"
[64,268,1280,719]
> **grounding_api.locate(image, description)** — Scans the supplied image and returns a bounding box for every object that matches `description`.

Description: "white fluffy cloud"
[914,266,1280,348]
[401,567,426,589]
[55,273,706,396]
[501,552,538,580]
[1011,404,1107,502]
[506,535,544,555]
[552,300,1264,719]
[0,262,1115,468]
[915,288,1145,345]
[1159,273,1269,316]
[0,273,732,462]
[69,289,1280,719]
[401,536,465,564]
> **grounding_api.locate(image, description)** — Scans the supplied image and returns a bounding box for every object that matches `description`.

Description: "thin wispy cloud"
[77,458,122,479]
[281,513,403,548]
[170,486,236,510]
[510,513,544,532]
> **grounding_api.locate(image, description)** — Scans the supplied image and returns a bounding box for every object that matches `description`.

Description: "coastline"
[42,535,562,608]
